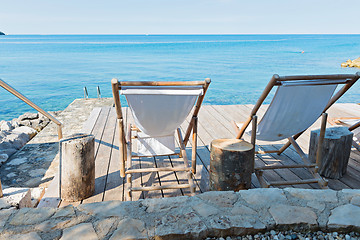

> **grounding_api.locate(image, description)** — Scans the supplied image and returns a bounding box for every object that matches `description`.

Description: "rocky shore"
[341,57,360,68]
[0,111,60,164]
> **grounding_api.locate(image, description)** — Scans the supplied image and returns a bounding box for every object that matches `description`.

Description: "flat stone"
[207,215,266,236]
[60,223,98,240]
[328,204,360,229]
[269,204,317,228]
[7,157,27,166]
[143,195,190,213]
[196,191,238,208]
[24,177,42,187]
[110,218,148,240]
[53,205,76,218]
[0,198,12,210]
[192,201,221,218]
[240,188,287,207]
[285,188,338,203]
[77,200,144,219]
[2,187,32,208]
[350,196,360,206]
[93,218,117,239]
[1,232,42,240]
[307,201,326,212]
[10,207,56,225]
[231,202,257,216]
[28,168,46,178]
[6,173,16,178]
[0,153,9,163]
[339,189,360,203]
[153,206,208,239]
[0,208,15,227]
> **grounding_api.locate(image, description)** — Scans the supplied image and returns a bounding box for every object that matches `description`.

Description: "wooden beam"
[126,167,191,174]
[131,184,191,192]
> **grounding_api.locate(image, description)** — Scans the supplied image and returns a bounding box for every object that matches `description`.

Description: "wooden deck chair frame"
[349,121,360,151]
[235,73,360,189]
[111,78,211,199]
[328,117,360,151]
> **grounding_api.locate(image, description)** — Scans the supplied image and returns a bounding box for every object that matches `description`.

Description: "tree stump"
[60,134,95,202]
[210,139,254,191]
[309,126,353,179]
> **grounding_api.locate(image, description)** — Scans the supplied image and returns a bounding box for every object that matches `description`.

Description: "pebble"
[209,231,360,240]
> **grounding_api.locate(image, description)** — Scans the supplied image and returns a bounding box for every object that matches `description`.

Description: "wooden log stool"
[210,138,254,191]
[60,134,95,202]
[309,126,353,179]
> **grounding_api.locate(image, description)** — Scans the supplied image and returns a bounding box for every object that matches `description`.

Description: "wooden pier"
[54,103,360,207]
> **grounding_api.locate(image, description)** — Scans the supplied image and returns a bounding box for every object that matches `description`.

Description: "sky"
[1,0,360,34]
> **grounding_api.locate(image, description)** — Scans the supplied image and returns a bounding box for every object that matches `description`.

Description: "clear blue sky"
[1,0,360,34]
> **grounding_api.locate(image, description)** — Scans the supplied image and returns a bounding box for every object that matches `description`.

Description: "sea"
[0,34,359,121]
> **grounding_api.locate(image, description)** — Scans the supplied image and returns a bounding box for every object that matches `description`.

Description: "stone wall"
[1,188,360,239]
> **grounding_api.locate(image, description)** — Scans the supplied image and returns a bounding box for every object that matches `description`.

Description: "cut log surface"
[60,134,95,202]
[210,139,254,191]
[309,127,353,179]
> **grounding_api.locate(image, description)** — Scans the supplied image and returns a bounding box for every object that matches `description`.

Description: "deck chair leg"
[191,117,198,174]
[278,131,305,155]
[177,128,196,194]
[316,113,328,171]
[126,123,133,201]
[251,115,257,147]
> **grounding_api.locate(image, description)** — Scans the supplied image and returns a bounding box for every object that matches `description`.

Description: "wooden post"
[309,126,353,179]
[210,139,254,191]
[0,179,3,198]
[60,134,95,202]
[191,116,198,174]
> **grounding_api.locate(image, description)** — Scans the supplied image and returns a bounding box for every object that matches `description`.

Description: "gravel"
[205,230,360,240]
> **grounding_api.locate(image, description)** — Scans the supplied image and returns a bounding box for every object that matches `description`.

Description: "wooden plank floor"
[58,103,360,207]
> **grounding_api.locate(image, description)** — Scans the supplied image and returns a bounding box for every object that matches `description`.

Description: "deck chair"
[349,121,360,151]
[329,118,360,152]
[111,78,210,199]
[234,73,360,188]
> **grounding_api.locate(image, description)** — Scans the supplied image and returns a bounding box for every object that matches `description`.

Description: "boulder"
[18,112,39,121]
[1,121,13,131]
[13,126,37,139]
[5,132,30,149]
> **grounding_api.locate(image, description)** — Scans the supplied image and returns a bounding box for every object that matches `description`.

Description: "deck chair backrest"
[121,86,203,137]
[257,83,337,141]
[237,73,360,141]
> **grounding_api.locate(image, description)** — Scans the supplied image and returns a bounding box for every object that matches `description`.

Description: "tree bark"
[309,127,353,179]
[210,139,254,191]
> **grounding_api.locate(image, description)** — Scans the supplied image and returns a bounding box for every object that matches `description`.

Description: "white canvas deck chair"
[111,78,211,199]
[235,73,360,189]
[330,118,360,152]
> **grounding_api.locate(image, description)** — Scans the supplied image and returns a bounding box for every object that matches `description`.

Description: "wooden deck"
[55,103,360,207]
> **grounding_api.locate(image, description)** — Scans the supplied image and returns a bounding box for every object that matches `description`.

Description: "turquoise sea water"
[0,34,359,120]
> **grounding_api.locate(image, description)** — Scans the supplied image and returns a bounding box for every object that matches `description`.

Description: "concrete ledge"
[1,188,360,239]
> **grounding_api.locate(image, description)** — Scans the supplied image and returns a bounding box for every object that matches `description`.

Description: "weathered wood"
[60,134,95,202]
[309,126,353,179]
[210,139,254,191]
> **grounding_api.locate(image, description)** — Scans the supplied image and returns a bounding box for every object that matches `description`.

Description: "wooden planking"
[82,107,115,204]
[103,107,126,202]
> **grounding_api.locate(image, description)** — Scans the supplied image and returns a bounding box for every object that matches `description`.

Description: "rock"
[6,132,30,149]
[1,232,42,240]
[0,146,17,158]
[30,187,45,208]
[110,218,148,240]
[350,196,360,206]
[0,153,9,163]
[192,201,221,218]
[341,57,360,68]
[269,204,317,229]
[0,198,12,209]
[231,202,257,216]
[153,207,208,239]
[93,218,117,239]
[1,121,13,131]
[53,205,76,218]
[19,119,32,128]
[7,157,27,166]
[2,187,32,208]
[18,112,38,121]
[13,126,37,139]
[240,188,287,207]
[285,188,338,203]
[196,191,238,208]
[11,119,20,129]
[143,195,190,213]
[9,207,56,225]
[328,204,360,229]
[0,208,15,228]
[60,223,98,240]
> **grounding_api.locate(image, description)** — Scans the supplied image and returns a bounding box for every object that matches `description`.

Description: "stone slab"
[60,223,98,240]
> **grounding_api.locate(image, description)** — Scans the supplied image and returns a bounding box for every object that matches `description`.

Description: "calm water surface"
[0,34,359,120]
